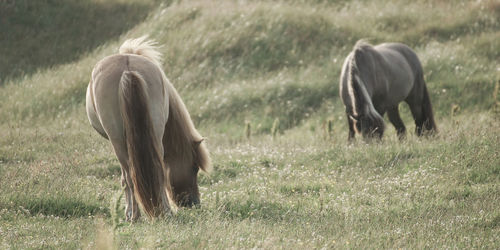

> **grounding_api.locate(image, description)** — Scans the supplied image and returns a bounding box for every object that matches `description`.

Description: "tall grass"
[0,0,499,248]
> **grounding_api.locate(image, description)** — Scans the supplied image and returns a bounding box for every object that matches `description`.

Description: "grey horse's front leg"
[346,113,356,142]
[387,107,406,140]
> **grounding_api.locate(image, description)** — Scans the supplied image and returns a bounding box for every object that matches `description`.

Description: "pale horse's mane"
[119,36,211,173]
[119,36,163,67]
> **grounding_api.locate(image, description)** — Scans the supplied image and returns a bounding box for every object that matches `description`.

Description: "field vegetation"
[0,0,499,248]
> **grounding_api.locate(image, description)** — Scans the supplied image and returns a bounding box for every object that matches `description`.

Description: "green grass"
[0,0,499,248]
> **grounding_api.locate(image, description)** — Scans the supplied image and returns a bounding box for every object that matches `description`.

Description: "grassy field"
[0,0,499,248]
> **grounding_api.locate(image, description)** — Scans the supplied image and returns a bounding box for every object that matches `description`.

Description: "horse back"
[90,54,168,141]
[376,43,423,74]
[93,54,165,94]
[372,43,423,106]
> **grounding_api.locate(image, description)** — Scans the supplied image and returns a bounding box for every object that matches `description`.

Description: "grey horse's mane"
[349,40,373,76]
[346,40,373,117]
[347,39,384,134]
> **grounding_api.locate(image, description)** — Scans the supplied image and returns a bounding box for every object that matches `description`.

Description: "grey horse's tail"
[421,81,438,134]
[118,70,168,218]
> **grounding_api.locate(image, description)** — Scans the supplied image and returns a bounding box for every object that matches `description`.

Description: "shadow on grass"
[477,214,500,229]
[0,0,155,84]
[2,196,109,218]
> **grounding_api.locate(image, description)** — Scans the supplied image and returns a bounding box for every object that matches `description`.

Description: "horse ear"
[193,138,204,147]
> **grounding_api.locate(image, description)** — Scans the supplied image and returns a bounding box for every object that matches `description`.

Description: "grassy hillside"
[0,0,158,83]
[0,0,499,248]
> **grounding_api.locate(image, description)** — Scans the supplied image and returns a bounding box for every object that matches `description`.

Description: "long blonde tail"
[118,70,167,218]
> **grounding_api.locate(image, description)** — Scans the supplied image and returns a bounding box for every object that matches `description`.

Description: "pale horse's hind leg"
[387,106,406,140]
[111,140,141,221]
[86,83,140,221]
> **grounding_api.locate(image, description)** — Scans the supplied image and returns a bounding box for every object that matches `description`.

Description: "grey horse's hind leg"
[387,106,406,140]
[405,74,432,137]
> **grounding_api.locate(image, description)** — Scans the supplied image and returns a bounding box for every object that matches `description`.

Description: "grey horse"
[339,40,437,141]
